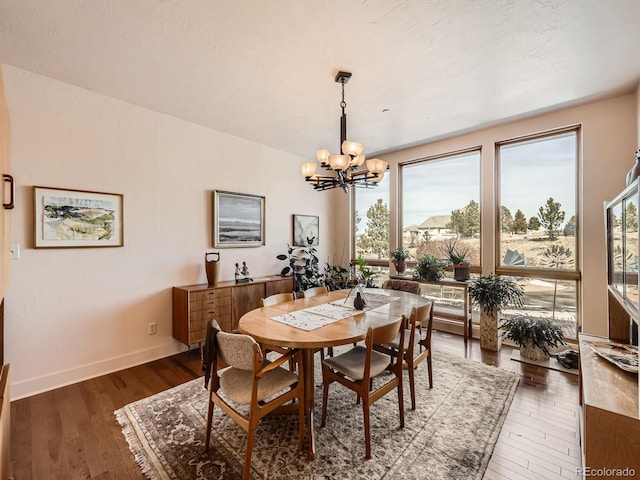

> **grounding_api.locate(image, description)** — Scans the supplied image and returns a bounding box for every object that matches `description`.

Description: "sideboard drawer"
[190,288,231,303]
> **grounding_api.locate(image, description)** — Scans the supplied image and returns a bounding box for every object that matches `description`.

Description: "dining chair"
[381,279,421,295]
[262,292,295,307]
[374,302,434,410]
[301,285,330,298]
[204,330,305,480]
[320,316,405,459]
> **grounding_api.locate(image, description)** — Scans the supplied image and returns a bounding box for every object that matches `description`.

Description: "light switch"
[10,244,20,259]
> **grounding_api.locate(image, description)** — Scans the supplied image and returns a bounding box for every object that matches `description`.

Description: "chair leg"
[244,419,258,480]
[363,400,371,459]
[321,379,330,427]
[204,398,214,451]
[427,352,433,388]
[408,360,416,411]
[298,391,305,451]
[397,378,405,429]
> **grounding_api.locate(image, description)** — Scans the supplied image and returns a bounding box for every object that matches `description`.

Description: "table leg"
[302,348,316,459]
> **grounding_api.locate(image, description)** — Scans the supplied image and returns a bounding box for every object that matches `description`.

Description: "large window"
[401,150,481,265]
[354,173,390,261]
[497,129,579,337]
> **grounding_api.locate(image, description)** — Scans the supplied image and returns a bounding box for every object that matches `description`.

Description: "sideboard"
[172,275,294,350]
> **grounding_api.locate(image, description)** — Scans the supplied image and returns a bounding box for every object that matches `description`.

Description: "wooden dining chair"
[381,279,421,295]
[204,331,305,480]
[374,302,434,410]
[262,292,295,307]
[301,285,329,298]
[320,316,405,459]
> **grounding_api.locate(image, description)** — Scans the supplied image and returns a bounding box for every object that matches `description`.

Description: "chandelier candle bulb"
[301,162,317,177]
[329,154,350,171]
[316,149,330,165]
[341,140,364,157]
[366,158,388,174]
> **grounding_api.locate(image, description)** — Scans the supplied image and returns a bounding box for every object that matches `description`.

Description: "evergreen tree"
[500,206,513,233]
[512,209,528,234]
[447,200,480,237]
[356,198,390,259]
[528,216,541,231]
[537,197,565,240]
[626,202,638,231]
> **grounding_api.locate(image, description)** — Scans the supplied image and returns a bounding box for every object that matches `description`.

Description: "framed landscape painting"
[293,214,319,246]
[33,186,124,248]
[213,190,265,248]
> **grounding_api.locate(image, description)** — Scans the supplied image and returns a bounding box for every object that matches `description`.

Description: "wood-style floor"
[9,331,580,480]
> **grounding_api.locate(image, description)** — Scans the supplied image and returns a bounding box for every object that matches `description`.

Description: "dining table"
[238,287,430,459]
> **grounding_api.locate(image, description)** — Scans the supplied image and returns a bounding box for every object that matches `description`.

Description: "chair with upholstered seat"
[374,302,434,410]
[262,292,295,307]
[382,279,421,295]
[320,316,405,459]
[204,330,305,480]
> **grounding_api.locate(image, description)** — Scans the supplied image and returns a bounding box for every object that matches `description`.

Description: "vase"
[453,263,470,281]
[205,252,220,285]
[480,308,501,351]
[520,338,549,361]
[626,150,640,185]
[394,260,406,274]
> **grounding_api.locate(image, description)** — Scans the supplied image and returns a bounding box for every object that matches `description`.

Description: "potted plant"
[442,239,470,281]
[390,247,410,274]
[277,240,324,294]
[468,274,525,351]
[500,316,566,361]
[412,254,445,282]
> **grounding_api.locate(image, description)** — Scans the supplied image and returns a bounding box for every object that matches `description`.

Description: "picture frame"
[33,186,124,248]
[213,190,265,248]
[293,214,319,246]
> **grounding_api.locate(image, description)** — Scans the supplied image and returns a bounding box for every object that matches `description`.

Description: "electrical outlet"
[148,322,157,335]
[10,244,20,259]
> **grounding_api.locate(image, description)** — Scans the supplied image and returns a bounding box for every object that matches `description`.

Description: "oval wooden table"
[238,287,430,459]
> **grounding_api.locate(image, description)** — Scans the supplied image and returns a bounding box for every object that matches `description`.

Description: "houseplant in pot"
[276,240,324,295]
[412,254,445,282]
[442,239,470,281]
[468,274,525,351]
[500,316,566,361]
[390,247,410,274]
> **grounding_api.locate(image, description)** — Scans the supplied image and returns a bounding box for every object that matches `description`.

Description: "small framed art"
[33,186,124,248]
[213,190,265,248]
[293,214,319,246]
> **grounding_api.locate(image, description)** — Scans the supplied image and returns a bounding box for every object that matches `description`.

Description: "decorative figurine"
[235,261,252,283]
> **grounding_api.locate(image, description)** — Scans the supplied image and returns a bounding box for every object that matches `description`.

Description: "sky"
[356,132,576,233]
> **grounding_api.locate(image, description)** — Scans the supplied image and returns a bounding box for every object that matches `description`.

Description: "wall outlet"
[148,322,157,335]
[10,244,20,259]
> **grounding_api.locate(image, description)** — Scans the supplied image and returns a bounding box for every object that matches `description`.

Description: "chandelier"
[301,71,388,192]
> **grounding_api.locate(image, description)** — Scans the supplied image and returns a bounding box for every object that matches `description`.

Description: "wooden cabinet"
[578,334,640,477]
[172,276,294,348]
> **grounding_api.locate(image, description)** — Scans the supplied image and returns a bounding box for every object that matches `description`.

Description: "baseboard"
[11,341,186,400]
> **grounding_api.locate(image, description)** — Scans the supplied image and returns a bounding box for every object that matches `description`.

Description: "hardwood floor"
[9,331,580,479]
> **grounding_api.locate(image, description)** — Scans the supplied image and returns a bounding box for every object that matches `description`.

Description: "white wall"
[2,64,332,399]
[337,93,638,338]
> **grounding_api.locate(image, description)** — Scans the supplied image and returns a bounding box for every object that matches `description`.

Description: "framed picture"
[213,190,265,248]
[293,214,319,246]
[33,186,124,248]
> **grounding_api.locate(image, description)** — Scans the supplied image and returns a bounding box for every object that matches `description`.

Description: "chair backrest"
[301,286,329,298]
[262,292,295,307]
[382,279,421,295]
[368,316,404,348]
[411,301,434,346]
[216,331,261,371]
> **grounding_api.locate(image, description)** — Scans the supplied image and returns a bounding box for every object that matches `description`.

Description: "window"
[401,150,481,265]
[354,173,390,261]
[497,129,580,338]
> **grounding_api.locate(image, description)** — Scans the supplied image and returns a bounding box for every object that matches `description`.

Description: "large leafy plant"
[500,316,566,356]
[277,240,324,293]
[412,255,445,282]
[468,274,525,316]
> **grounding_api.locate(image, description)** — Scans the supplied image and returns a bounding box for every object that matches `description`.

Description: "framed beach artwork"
[213,190,265,248]
[293,214,319,246]
[33,186,124,248]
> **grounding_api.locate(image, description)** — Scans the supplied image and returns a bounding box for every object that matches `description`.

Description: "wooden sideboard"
[578,334,640,477]
[172,275,294,349]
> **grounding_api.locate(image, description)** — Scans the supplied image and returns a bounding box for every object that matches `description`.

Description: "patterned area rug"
[115,351,518,480]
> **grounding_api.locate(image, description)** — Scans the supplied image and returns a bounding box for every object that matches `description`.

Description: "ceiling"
[1,0,639,160]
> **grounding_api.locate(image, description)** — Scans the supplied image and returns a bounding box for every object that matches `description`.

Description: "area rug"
[115,351,518,480]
